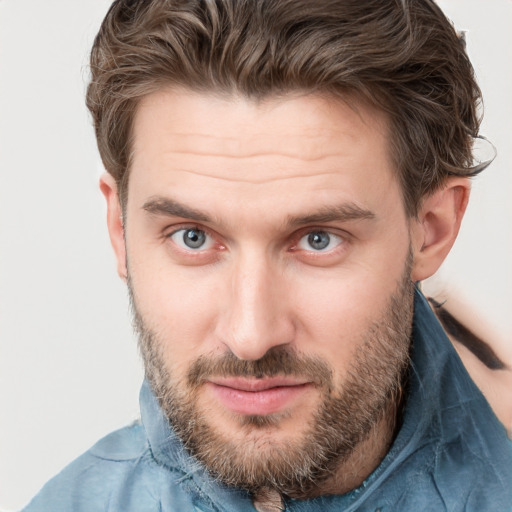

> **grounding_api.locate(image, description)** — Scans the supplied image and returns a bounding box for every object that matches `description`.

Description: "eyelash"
[165,224,350,260]
[166,225,220,250]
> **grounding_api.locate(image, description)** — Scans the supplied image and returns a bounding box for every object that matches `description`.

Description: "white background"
[0,1,510,510]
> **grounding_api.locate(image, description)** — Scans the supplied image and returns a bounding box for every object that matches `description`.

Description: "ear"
[411,178,470,282]
[99,173,127,281]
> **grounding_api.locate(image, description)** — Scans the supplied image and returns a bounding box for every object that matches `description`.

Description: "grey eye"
[307,231,331,250]
[183,229,206,248]
[170,228,213,250]
[296,230,343,252]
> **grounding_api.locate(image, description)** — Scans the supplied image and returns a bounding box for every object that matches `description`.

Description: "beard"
[131,253,414,499]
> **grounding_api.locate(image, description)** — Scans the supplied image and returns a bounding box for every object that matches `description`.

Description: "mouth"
[205,377,313,416]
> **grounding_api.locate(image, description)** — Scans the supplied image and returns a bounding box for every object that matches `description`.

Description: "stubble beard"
[131,255,414,499]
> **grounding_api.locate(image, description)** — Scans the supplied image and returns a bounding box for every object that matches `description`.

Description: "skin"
[101,88,470,497]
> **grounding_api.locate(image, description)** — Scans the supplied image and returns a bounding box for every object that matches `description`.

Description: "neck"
[311,399,401,497]
[298,391,403,500]
[252,401,400,510]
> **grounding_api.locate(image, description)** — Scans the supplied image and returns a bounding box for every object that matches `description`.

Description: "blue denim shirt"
[23,290,512,511]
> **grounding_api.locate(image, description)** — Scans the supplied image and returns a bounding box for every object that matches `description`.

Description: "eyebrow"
[142,196,375,226]
[143,197,212,222]
[285,204,375,227]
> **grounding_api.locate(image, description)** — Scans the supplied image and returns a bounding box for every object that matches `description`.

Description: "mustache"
[187,346,333,388]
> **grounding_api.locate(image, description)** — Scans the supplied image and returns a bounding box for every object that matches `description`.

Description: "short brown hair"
[86,0,483,215]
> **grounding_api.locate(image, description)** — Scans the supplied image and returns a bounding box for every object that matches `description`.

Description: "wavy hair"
[86,0,483,215]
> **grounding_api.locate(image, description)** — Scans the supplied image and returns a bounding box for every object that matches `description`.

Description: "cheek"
[129,258,223,357]
[290,267,398,364]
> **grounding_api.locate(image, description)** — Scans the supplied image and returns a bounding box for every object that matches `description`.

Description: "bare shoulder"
[428,297,512,439]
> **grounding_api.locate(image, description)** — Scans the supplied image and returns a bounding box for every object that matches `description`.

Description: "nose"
[214,251,295,361]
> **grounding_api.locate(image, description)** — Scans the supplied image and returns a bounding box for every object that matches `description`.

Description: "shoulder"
[454,338,512,437]
[21,421,162,512]
[427,295,512,437]
[373,417,512,511]
[22,421,221,512]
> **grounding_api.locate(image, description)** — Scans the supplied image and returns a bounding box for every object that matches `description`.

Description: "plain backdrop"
[0,1,510,510]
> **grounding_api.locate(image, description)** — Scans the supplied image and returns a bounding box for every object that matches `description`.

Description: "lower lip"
[207,382,310,416]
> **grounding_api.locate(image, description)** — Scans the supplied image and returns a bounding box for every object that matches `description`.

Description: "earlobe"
[99,173,128,281]
[411,178,470,282]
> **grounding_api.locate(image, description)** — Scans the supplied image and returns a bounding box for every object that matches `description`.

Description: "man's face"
[124,90,415,496]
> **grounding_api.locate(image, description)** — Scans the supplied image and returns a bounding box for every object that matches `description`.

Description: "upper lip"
[207,377,311,392]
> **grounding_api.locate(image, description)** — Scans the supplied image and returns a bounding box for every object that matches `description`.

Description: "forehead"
[131,89,390,168]
[128,88,401,224]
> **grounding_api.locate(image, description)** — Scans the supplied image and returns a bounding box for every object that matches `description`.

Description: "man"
[23,0,512,510]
